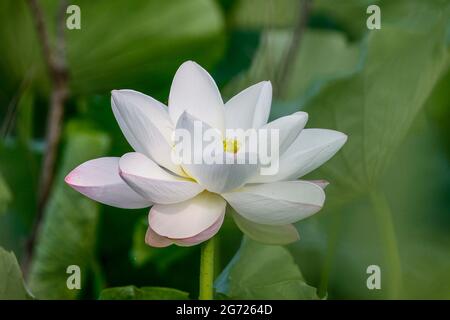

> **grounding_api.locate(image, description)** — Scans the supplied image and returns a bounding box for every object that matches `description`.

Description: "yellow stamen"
[223,138,240,153]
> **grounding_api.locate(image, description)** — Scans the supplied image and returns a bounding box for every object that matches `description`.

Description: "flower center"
[223,138,240,153]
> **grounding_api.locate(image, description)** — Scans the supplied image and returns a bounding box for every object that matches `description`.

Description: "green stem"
[199,237,216,300]
[318,211,342,298]
[370,189,402,299]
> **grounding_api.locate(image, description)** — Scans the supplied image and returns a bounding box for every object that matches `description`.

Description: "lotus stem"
[199,237,216,300]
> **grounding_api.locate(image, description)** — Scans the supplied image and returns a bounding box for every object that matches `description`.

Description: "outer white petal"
[260,111,308,155]
[225,81,272,130]
[169,61,225,132]
[111,89,185,176]
[149,192,226,239]
[251,128,347,183]
[119,152,204,204]
[232,211,299,245]
[145,213,224,248]
[222,181,325,225]
[65,157,151,209]
[173,213,224,246]
[176,112,259,193]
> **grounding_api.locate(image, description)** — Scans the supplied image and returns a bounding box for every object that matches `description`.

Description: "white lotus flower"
[65,61,347,247]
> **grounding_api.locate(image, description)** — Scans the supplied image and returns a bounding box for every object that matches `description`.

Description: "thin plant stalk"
[370,188,402,298]
[199,237,216,300]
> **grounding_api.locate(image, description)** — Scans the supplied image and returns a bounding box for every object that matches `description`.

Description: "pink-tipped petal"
[145,213,225,248]
[65,157,151,209]
[149,192,226,239]
[307,179,330,189]
[174,213,225,246]
[145,227,173,248]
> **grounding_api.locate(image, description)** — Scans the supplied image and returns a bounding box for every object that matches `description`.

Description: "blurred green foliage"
[28,122,110,299]
[0,173,12,215]
[0,247,31,299]
[216,238,319,299]
[99,286,189,300]
[0,0,449,300]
